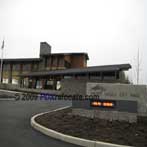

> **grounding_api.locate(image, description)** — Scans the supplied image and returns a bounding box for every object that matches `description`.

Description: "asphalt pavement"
[0,99,81,147]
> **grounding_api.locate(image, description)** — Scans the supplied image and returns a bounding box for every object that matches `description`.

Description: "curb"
[30,106,133,147]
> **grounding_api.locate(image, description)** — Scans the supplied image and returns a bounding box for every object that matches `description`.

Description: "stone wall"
[87,83,147,116]
[40,42,51,56]
[60,79,106,95]
[72,99,138,113]
[69,81,147,122]
[60,79,87,95]
[72,108,137,123]
[72,99,138,123]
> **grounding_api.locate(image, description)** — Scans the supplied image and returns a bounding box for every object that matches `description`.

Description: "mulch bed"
[35,108,147,147]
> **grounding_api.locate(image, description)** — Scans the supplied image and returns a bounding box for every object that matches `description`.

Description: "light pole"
[0,39,4,83]
[136,48,141,85]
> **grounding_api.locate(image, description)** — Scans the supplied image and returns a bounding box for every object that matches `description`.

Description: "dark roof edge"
[20,63,131,77]
[87,63,132,70]
[42,52,89,60]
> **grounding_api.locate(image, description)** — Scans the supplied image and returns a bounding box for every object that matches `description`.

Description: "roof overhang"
[20,63,131,77]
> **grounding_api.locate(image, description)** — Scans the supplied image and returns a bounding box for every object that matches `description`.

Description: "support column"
[100,72,103,81]
[8,64,12,84]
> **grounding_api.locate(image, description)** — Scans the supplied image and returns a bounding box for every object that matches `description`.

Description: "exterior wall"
[58,56,65,69]
[10,64,20,84]
[64,55,71,68]
[52,56,58,70]
[47,54,88,70]
[83,55,87,67]
[2,64,10,83]
[64,55,71,63]
[71,55,87,68]
[0,42,88,85]
[21,63,33,87]
[38,57,45,70]
[31,62,39,71]
[22,63,32,72]
[45,55,65,70]
[46,56,52,70]
[11,72,19,84]
[2,62,38,85]
[64,54,87,68]
[119,71,130,83]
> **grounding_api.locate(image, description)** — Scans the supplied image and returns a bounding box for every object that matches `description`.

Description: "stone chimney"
[40,42,51,56]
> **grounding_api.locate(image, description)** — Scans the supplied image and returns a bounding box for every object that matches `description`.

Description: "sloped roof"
[20,64,131,77]
[3,58,41,62]
[42,52,89,60]
[3,52,89,62]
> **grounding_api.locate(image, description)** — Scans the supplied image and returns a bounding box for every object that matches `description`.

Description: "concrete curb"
[0,89,21,93]
[30,106,133,147]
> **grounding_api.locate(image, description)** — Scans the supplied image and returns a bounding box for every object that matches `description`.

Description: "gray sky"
[0,0,146,84]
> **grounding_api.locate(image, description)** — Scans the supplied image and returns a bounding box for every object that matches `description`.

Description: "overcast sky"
[0,0,146,84]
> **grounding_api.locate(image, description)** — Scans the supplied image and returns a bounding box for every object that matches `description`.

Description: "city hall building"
[1,42,131,90]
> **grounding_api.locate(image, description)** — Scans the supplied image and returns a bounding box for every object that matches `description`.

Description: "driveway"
[0,99,81,147]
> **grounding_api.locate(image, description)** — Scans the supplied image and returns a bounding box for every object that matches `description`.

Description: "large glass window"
[23,64,31,71]
[12,64,20,70]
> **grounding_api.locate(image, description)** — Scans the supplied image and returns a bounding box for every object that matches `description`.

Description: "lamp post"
[0,39,4,83]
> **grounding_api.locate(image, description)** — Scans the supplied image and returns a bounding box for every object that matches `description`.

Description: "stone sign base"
[72,108,137,123]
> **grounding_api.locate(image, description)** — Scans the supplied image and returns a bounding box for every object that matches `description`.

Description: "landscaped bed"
[35,108,147,147]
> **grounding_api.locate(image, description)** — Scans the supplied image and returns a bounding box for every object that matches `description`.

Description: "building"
[1,42,131,90]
